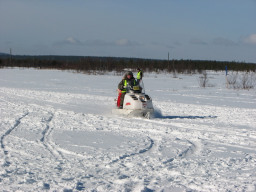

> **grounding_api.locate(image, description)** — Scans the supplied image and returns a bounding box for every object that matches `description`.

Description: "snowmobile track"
[110,136,154,164]
[40,114,54,143]
[0,112,29,167]
[39,112,65,161]
[163,140,196,164]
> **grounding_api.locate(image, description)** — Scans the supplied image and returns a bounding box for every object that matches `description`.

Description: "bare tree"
[199,70,209,88]
[241,72,255,90]
[227,72,255,90]
[227,72,238,89]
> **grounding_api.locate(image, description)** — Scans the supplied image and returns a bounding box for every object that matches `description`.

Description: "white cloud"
[54,37,141,47]
[243,34,256,44]
[115,39,141,46]
[66,37,79,44]
[54,37,83,46]
[116,39,129,46]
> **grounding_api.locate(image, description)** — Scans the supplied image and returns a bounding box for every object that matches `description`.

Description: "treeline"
[0,55,255,73]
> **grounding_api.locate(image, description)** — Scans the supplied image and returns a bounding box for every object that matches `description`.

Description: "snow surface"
[0,68,256,192]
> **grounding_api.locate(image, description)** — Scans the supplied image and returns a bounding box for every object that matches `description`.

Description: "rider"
[136,68,143,83]
[117,71,137,108]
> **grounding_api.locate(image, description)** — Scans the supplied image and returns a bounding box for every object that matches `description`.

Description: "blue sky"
[1,0,256,63]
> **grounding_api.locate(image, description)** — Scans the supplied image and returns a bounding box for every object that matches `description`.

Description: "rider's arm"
[118,80,124,90]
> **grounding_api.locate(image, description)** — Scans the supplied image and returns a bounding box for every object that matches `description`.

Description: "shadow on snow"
[154,109,217,119]
[157,115,217,119]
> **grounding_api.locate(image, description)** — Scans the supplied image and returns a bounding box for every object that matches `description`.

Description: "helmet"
[126,71,133,76]
[123,71,133,79]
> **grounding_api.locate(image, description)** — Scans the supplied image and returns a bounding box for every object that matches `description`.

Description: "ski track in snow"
[0,69,256,191]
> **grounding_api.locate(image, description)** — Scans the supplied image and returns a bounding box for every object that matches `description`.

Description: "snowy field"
[0,68,256,192]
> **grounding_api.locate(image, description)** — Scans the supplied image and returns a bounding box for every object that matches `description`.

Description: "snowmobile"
[112,81,154,118]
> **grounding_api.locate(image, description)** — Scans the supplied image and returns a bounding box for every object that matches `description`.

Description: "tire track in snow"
[0,112,29,167]
[40,114,54,143]
[110,136,154,164]
[40,113,65,162]
[39,111,76,187]
[163,139,197,164]
[38,111,105,190]
[178,140,196,158]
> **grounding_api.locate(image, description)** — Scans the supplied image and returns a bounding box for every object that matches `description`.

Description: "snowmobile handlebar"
[124,84,133,89]
[124,84,141,93]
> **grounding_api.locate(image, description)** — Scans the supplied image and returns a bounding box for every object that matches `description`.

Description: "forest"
[0,55,255,74]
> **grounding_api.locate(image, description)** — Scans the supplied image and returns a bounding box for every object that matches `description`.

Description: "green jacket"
[137,70,143,79]
[118,77,137,93]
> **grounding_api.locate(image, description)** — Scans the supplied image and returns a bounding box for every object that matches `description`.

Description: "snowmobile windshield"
[138,80,145,93]
[125,84,142,93]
